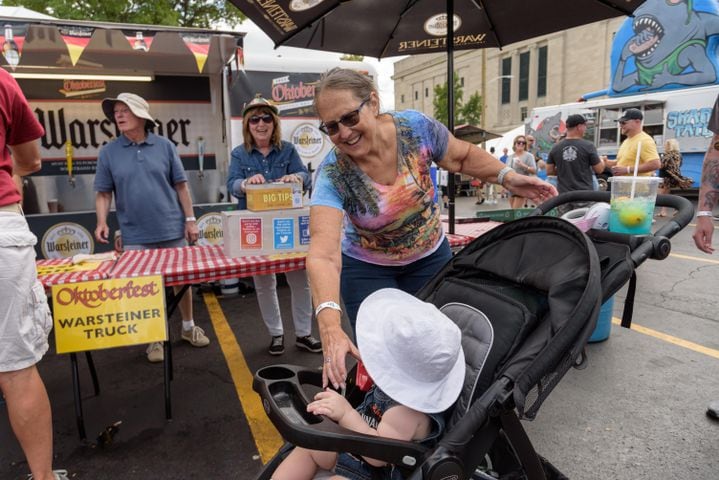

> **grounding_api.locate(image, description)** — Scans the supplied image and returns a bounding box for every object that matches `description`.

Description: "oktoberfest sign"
[51,275,167,353]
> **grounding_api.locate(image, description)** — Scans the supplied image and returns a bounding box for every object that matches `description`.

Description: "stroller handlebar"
[531,191,694,266]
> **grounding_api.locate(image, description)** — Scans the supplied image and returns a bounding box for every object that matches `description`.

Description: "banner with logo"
[122,30,155,52]
[180,33,211,73]
[58,25,94,66]
[1,22,27,70]
[51,275,167,353]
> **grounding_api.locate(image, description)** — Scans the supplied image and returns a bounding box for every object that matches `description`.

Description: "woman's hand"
[246,173,267,185]
[320,319,361,390]
[307,389,353,422]
[693,217,715,254]
[504,171,557,204]
[278,173,302,184]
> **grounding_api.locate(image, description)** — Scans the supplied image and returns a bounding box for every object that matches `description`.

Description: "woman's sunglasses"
[319,98,370,136]
[249,114,273,125]
[515,140,526,145]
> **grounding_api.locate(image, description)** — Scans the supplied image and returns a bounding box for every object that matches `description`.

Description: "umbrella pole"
[446,0,455,234]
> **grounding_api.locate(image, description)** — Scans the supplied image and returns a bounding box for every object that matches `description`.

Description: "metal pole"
[447,0,455,234]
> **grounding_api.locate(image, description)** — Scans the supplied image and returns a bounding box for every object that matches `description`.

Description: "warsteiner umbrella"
[229,0,646,230]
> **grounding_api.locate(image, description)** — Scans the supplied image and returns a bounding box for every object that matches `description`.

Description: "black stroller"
[252,192,694,480]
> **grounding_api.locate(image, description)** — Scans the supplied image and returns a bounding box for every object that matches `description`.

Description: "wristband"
[185,216,196,222]
[315,301,342,317]
[696,211,714,218]
[497,166,514,186]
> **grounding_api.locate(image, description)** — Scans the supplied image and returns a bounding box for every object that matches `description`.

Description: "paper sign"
[240,217,262,249]
[51,275,167,353]
[299,215,310,246]
[273,218,294,250]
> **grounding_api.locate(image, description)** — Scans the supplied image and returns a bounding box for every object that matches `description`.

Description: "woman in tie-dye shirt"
[309,68,557,389]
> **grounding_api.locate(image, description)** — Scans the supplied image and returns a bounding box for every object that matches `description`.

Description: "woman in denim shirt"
[227,97,321,356]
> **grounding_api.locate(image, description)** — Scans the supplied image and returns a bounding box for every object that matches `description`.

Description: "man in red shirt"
[0,69,67,480]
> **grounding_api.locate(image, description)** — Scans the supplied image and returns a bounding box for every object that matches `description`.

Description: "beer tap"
[197,136,205,179]
[65,140,75,187]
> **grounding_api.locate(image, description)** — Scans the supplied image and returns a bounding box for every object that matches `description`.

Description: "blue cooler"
[589,296,614,343]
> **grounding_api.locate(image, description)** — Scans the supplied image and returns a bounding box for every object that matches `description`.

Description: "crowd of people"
[3,64,718,480]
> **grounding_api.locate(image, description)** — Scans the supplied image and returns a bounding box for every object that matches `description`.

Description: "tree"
[340,54,364,62]
[432,73,482,128]
[2,0,245,28]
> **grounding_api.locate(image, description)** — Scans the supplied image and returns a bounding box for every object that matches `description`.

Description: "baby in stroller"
[270,288,466,480]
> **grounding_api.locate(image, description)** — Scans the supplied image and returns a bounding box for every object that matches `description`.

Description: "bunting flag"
[180,33,211,73]
[235,46,244,71]
[122,30,155,52]
[0,23,27,70]
[58,25,94,66]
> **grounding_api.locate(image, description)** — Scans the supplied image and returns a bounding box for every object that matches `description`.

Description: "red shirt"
[0,69,44,207]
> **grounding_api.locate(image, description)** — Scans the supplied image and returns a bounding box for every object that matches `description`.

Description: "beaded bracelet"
[497,166,514,186]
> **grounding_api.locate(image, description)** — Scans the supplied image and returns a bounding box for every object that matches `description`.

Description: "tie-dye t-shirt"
[311,110,449,266]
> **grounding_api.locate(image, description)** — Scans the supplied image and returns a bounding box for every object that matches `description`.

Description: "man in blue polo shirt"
[94,93,209,363]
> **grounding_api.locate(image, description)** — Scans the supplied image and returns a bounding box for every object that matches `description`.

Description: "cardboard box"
[222,207,310,257]
[246,182,303,211]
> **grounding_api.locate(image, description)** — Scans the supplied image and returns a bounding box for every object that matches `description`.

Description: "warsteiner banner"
[51,276,167,353]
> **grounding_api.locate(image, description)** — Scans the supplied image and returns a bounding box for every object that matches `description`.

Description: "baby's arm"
[362,406,431,468]
[307,390,374,434]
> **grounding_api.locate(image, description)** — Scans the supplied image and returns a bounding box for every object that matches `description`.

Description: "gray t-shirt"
[509,152,536,176]
[709,93,719,135]
[547,138,601,194]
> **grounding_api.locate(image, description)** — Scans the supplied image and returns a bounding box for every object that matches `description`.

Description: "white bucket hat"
[102,92,158,129]
[356,288,466,414]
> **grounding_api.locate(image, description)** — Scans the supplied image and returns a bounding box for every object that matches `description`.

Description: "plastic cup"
[608,176,661,235]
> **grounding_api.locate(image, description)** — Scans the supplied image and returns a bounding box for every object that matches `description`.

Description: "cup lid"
[609,176,660,183]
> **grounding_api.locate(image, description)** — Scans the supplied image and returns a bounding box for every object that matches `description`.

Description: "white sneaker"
[27,469,69,480]
[181,326,210,347]
[146,342,164,363]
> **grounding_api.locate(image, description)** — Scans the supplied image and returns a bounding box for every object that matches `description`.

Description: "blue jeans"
[340,238,452,333]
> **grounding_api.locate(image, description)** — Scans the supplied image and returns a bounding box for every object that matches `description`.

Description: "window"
[401,94,405,104]
[460,77,465,87]
[519,51,530,101]
[537,46,547,98]
[521,106,528,121]
[425,87,429,97]
[415,91,418,100]
[501,57,511,104]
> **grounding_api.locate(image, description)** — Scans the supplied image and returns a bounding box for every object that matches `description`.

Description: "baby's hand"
[307,389,351,422]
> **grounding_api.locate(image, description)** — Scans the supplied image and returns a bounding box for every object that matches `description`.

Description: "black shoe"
[268,335,284,355]
[296,335,322,353]
[707,400,719,420]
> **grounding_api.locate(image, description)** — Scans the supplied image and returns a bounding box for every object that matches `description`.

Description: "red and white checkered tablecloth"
[36,258,115,287]
[109,245,307,287]
[443,220,502,242]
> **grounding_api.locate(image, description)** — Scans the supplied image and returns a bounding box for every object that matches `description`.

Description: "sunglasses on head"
[319,97,371,136]
[249,114,273,125]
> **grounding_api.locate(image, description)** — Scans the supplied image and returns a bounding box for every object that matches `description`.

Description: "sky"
[237,19,405,110]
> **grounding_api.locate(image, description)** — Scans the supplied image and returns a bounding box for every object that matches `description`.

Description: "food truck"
[525,0,719,190]
[2,15,375,258]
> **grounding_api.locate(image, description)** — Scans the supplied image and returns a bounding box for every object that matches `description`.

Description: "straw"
[630,140,642,199]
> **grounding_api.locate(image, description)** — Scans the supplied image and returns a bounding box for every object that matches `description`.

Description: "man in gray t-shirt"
[547,114,604,194]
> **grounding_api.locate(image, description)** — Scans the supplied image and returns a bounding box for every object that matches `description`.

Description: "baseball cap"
[102,93,157,129]
[565,114,587,128]
[356,288,466,414]
[617,108,643,122]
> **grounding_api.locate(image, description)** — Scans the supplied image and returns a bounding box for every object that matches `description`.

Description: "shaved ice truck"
[526,0,719,192]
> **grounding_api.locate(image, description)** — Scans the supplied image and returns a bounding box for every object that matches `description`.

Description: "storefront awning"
[0,17,244,78]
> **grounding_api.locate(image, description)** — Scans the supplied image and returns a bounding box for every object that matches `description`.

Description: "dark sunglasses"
[319,97,370,136]
[249,114,273,125]
[515,140,526,145]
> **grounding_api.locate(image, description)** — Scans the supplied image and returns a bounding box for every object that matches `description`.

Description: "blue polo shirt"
[227,140,310,210]
[94,132,187,245]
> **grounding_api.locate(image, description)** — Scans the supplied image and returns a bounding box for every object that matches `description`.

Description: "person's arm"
[438,137,557,203]
[174,181,199,244]
[95,191,113,244]
[9,139,41,176]
[546,163,557,175]
[306,205,360,389]
[227,148,250,200]
[692,132,719,254]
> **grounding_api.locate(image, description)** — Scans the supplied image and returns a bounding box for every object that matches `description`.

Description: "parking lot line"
[203,291,283,463]
[670,252,719,265]
[611,317,719,360]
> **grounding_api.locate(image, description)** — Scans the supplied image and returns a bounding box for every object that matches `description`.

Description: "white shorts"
[0,212,52,372]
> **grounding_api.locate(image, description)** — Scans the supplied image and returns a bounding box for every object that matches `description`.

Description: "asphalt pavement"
[1,195,718,479]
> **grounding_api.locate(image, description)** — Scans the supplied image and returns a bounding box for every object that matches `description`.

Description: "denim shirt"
[227,140,310,209]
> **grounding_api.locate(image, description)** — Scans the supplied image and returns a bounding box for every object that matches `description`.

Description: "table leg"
[70,353,87,441]
[164,341,172,420]
[84,351,100,396]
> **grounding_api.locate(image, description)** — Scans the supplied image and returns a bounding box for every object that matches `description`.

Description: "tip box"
[222,207,310,257]
[245,182,303,211]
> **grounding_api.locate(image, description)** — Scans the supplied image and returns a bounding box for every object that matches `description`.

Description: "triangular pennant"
[58,25,94,66]
[1,23,27,70]
[236,46,244,71]
[180,33,211,73]
[123,30,155,52]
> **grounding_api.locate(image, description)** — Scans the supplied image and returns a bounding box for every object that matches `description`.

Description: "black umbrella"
[229,0,646,230]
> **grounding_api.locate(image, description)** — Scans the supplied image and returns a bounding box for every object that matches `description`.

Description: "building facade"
[392,18,624,134]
